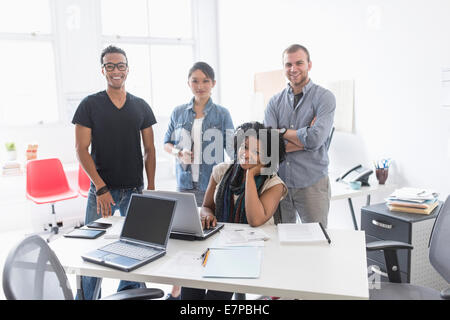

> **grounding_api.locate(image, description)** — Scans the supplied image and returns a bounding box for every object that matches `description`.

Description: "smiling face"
[237,136,264,170]
[102,52,128,90]
[283,49,312,90]
[188,69,216,101]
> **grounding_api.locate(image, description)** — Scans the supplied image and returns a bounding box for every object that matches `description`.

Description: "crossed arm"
[283,117,316,152]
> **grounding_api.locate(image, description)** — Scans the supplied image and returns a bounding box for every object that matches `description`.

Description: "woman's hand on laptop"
[200,213,217,230]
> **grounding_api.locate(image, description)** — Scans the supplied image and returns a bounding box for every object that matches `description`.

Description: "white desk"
[50,216,369,300]
[331,180,396,230]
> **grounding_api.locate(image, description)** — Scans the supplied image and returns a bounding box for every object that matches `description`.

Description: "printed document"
[278,223,329,244]
[203,247,262,278]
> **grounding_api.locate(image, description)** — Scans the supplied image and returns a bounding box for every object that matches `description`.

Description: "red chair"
[26,158,78,239]
[78,165,91,198]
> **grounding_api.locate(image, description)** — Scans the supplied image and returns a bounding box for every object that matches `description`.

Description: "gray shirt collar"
[287,79,314,95]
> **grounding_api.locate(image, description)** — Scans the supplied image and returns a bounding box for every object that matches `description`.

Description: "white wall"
[0,0,219,168]
[0,0,218,231]
[3,0,450,230]
[217,0,450,204]
[0,0,103,164]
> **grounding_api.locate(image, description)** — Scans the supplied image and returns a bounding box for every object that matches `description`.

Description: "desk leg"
[93,278,102,300]
[76,275,83,299]
[366,194,371,206]
[348,198,358,230]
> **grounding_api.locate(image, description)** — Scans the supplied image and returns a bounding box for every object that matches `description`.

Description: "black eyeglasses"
[102,62,128,72]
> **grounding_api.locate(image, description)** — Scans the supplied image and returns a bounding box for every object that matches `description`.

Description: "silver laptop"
[81,194,177,272]
[143,190,224,240]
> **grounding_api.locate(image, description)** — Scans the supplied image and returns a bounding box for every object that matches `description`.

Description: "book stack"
[2,161,21,176]
[386,187,439,215]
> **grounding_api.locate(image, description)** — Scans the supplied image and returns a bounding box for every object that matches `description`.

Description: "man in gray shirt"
[264,44,336,227]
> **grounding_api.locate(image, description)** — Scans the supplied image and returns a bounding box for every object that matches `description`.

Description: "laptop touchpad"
[104,254,140,266]
[103,253,120,261]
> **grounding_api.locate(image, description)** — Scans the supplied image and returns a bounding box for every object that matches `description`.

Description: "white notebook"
[277,223,331,245]
[202,247,263,278]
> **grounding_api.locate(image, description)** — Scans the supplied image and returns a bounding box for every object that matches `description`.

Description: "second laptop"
[143,190,224,240]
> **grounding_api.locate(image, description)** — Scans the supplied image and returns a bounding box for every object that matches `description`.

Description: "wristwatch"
[279,128,287,136]
[171,147,181,156]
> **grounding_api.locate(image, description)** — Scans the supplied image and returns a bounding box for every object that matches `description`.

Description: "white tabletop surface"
[330,180,396,201]
[51,216,369,300]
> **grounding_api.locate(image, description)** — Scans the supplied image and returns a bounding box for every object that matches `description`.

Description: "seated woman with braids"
[180,121,287,300]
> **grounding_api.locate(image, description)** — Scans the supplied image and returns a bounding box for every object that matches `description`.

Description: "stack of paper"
[2,161,21,176]
[386,187,439,215]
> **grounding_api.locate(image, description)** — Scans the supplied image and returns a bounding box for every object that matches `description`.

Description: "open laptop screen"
[121,194,176,246]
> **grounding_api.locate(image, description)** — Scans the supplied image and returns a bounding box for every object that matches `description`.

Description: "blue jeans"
[75,185,146,300]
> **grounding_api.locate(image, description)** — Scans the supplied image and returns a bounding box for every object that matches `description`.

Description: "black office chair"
[2,235,164,300]
[367,196,450,300]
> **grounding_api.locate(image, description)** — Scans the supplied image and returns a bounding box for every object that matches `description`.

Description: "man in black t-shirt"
[72,45,157,300]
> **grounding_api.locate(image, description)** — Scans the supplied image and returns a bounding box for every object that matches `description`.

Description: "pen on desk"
[200,248,209,258]
[319,222,332,245]
[202,248,210,267]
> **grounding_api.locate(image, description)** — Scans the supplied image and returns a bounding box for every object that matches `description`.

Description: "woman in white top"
[163,62,234,300]
[163,62,234,207]
[181,121,288,300]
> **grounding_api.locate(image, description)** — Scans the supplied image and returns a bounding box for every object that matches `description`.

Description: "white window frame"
[0,0,219,128]
[99,0,199,109]
[0,0,63,128]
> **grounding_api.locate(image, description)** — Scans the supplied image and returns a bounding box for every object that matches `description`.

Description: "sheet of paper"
[211,227,269,248]
[203,247,263,278]
[211,235,264,248]
[278,223,328,244]
[390,187,438,201]
[157,251,203,277]
[221,228,270,243]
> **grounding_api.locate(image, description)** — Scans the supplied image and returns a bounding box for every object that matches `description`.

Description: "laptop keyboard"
[203,225,217,234]
[100,242,159,261]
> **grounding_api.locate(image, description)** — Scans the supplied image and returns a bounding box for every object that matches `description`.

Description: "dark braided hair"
[214,122,286,222]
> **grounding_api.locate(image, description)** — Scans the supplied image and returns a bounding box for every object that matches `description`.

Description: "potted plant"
[5,142,17,161]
